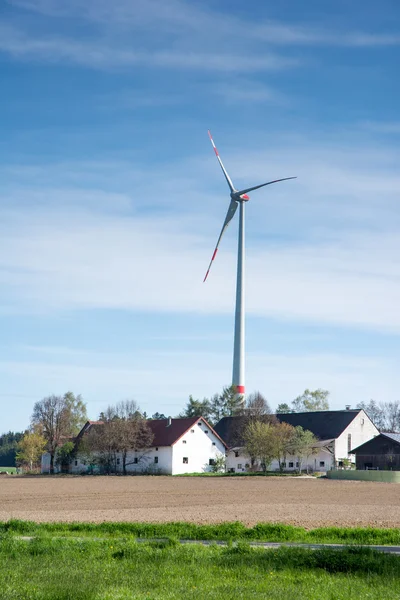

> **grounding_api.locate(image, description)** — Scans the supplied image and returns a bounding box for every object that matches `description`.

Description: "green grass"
[174,471,305,477]
[0,466,16,473]
[0,535,399,599]
[1,520,400,546]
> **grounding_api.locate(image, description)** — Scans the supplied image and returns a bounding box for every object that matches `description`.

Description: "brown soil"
[0,476,399,528]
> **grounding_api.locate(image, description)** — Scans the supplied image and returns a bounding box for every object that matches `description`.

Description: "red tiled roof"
[76,417,227,448]
[148,417,201,446]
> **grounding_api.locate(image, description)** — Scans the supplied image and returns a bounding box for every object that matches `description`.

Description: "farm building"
[41,417,227,475]
[214,409,379,473]
[351,433,400,470]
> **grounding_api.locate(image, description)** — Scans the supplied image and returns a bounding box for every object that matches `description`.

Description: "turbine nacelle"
[231,191,250,202]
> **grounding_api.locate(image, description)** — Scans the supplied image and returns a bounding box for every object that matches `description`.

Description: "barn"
[351,433,400,470]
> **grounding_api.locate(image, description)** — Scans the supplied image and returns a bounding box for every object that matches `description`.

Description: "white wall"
[226,447,334,473]
[171,419,225,475]
[69,418,226,475]
[335,410,379,464]
[69,446,173,475]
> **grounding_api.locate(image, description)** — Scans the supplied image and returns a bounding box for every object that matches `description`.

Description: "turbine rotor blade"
[208,130,235,193]
[237,176,297,196]
[203,199,238,282]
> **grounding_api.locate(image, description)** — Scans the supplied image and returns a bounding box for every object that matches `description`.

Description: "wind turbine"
[204,130,296,399]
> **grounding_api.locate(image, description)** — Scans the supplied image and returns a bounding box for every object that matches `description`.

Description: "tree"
[381,402,400,432]
[0,431,25,467]
[288,426,318,473]
[151,412,167,420]
[88,401,153,475]
[55,441,75,472]
[292,389,330,412]
[31,392,87,473]
[270,422,296,472]
[276,403,292,414]
[356,400,385,430]
[16,432,47,472]
[113,401,154,475]
[180,396,211,420]
[357,400,400,432]
[64,391,88,432]
[243,421,275,472]
[209,385,243,424]
[245,392,271,418]
[209,455,226,473]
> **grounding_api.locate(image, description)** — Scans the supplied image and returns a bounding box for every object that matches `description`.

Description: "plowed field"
[1,476,399,528]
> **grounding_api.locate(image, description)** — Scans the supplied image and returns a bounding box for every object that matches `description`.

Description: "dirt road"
[1,476,399,528]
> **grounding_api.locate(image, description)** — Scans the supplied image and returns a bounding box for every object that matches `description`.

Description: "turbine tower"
[204,131,296,399]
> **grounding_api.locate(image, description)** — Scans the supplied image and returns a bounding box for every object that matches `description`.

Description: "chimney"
[345,405,351,411]
[167,416,172,427]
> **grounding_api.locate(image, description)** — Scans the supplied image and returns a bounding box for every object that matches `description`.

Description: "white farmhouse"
[42,417,227,475]
[214,409,379,473]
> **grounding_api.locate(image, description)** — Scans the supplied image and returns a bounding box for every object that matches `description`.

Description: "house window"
[237,464,242,469]
[133,457,138,464]
[154,457,158,464]
[116,458,120,465]
[361,418,365,425]
[74,460,78,466]
[183,440,187,444]
[191,429,194,433]
[296,462,299,467]
[205,430,209,434]
[282,462,286,468]
[319,461,325,468]
[234,451,239,458]
[183,457,188,464]
[197,422,202,426]
[155,447,158,451]
[245,464,250,468]
[228,468,235,473]
[347,434,352,453]
[212,442,216,446]
[209,459,215,466]
[289,462,294,468]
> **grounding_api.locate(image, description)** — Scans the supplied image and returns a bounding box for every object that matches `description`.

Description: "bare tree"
[87,401,153,475]
[113,401,154,474]
[245,392,271,418]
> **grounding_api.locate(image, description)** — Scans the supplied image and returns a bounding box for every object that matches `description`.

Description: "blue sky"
[1,0,400,431]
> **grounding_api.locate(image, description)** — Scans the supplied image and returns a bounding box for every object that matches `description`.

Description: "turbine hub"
[231,192,250,202]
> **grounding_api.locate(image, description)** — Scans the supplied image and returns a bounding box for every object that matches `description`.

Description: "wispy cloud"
[2,0,399,76]
[7,0,400,49]
[1,131,400,333]
[0,24,297,72]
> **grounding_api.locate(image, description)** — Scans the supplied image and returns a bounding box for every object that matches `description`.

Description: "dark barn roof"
[214,410,361,448]
[351,432,400,454]
[277,410,361,440]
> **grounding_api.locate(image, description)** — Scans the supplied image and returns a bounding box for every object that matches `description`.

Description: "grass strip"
[1,536,400,599]
[1,519,400,545]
